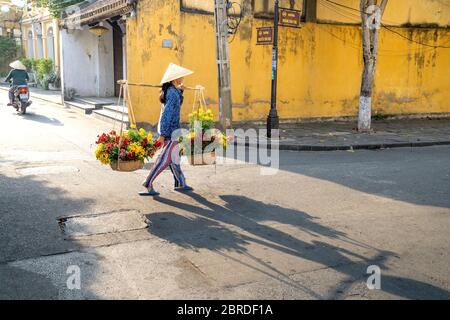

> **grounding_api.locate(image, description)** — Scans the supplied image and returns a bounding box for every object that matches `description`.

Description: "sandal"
[139,188,160,197]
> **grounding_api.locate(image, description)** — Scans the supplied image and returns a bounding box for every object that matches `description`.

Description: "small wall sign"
[257,27,273,45]
[279,8,302,28]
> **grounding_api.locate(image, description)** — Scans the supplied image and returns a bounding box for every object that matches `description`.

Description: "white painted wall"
[60,24,115,97]
[97,31,115,97]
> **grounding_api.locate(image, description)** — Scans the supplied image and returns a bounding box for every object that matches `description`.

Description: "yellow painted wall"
[127,0,450,125]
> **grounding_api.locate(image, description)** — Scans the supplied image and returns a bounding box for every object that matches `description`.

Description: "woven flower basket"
[110,160,144,172]
[187,152,216,166]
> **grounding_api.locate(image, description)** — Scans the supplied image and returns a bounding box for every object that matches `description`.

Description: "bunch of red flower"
[154,140,163,149]
[96,131,114,144]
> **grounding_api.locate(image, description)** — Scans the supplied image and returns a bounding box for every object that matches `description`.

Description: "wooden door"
[113,27,124,97]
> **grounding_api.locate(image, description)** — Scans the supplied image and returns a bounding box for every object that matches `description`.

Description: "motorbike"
[11,85,32,114]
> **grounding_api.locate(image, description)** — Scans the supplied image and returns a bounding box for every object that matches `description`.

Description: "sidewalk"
[1,84,448,151]
[235,118,450,151]
[0,84,63,105]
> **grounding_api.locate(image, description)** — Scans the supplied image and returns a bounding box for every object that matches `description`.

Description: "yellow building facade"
[21,1,61,69]
[126,0,450,125]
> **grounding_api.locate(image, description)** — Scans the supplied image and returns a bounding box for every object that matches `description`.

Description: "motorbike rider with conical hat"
[5,60,29,106]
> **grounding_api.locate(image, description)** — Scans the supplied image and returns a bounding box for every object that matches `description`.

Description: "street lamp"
[267,0,280,138]
[88,24,110,37]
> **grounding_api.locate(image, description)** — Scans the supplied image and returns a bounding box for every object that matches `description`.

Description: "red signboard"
[257,27,274,45]
[279,8,302,28]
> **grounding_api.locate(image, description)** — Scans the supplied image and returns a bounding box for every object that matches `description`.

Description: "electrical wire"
[382,24,450,49]
[322,0,450,49]
[316,0,450,55]
[323,0,399,25]
[227,1,243,43]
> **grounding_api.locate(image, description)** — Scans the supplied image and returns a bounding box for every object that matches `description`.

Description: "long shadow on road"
[0,172,97,299]
[16,112,64,127]
[225,145,450,209]
[149,193,450,299]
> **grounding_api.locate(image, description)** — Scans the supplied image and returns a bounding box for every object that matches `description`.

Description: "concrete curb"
[234,140,450,152]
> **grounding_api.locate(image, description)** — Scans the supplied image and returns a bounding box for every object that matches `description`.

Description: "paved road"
[0,92,449,300]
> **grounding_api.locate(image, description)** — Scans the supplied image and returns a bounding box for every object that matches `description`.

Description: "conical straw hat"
[160,63,194,84]
[9,60,27,71]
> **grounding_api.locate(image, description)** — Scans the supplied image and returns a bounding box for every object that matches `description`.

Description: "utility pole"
[267,0,280,138]
[214,0,233,130]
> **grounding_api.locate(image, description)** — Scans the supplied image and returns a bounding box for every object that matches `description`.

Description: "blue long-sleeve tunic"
[5,69,29,86]
[158,86,184,139]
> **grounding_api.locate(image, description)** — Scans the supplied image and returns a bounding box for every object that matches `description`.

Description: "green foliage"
[34,0,86,18]
[17,57,57,89]
[19,57,41,72]
[36,59,54,88]
[37,59,53,76]
[126,128,142,143]
[0,37,20,73]
[20,58,34,71]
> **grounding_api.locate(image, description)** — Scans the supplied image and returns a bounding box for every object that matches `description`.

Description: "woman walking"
[140,63,194,197]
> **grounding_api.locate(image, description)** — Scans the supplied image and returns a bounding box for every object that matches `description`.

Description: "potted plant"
[41,74,51,90]
[48,71,61,90]
[35,59,53,90]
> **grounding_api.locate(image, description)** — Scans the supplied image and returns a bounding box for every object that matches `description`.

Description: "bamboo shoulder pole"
[116,80,205,127]
[117,80,204,91]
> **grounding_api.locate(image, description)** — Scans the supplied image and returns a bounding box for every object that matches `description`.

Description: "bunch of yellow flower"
[189,108,214,131]
[217,131,228,149]
[201,109,214,122]
[95,143,110,165]
[180,106,230,157]
[129,142,146,159]
[139,128,146,138]
[95,143,104,158]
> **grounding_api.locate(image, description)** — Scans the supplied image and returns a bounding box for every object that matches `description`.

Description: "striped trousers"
[144,140,186,189]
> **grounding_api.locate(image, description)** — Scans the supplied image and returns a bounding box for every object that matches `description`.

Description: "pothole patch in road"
[58,210,149,238]
[16,165,80,176]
